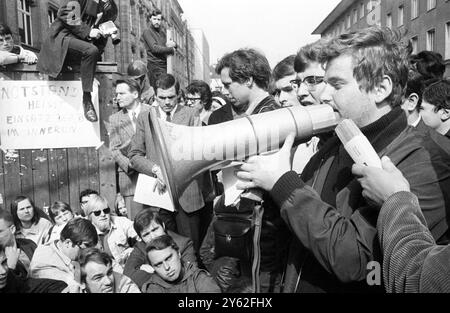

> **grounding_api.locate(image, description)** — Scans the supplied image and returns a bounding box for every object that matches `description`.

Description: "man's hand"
[5,246,20,270]
[89,28,102,39]
[235,133,295,191]
[22,53,37,64]
[140,264,155,273]
[152,164,167,194]
[352,156,410,206]
[166,39,176,48]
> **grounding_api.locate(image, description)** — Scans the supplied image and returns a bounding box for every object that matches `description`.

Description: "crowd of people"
[1,1,450,294]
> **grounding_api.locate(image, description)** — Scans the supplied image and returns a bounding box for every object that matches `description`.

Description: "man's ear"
[10,225,16,234]
[440,109,450,121]
[245,77,254,88]
[373,75,393,104]
[404,93,420,112]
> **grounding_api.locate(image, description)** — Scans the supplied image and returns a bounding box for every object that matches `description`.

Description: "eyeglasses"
[76,241,96,249]
[290,76,325,89]
[91,207,111,217]
[185,97,202,102]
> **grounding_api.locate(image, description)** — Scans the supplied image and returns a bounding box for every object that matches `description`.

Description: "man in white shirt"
[108,78,151,219]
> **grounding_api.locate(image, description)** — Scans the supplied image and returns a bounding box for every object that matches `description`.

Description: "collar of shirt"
[411,115,421,128]
[53,240,73,268]
[126,103,142,120]
[158,105,177,120]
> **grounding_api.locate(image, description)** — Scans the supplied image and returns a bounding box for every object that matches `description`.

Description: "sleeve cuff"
[270,171,305,206]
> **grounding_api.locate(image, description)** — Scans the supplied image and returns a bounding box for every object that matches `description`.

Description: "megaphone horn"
[148,104,340,211]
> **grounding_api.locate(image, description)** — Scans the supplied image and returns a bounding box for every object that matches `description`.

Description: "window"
[17,0,33,45]
[446,22,450,59]
[353,9,358,24]
[410,36,418,54]
[347,15,351,28]
[427,0,436,11]
[386,13,392,28]
[426,29,435,51]
[398,6,404,26]
[48,6,58,26]
[411,0,419,19]
[360,2,365,18]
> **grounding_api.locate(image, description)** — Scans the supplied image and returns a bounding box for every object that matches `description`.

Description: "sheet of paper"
[134,174,175,212]
[221,162,245,206]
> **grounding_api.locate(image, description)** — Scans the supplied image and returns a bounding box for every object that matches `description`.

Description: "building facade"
[190,28,211,85]
[313,0,450,75]
[0,0,210,85]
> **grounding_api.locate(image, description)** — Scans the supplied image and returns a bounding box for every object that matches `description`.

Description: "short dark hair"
[133,208,165,239]
[155,73,180,95]
[48,201,73,223]
[272,55,296,82]
[10,196,40,229]
[60,218,98,247]
[79,189,98,204]
[150,9,162,18]
[410,51,445,80]
[0,24,12,37]
[216,48,272,91]
[115,78,141,97]
[145,234,179,254]
[423,79,450,112]
[186,80,213,110]
[78,247,113,283]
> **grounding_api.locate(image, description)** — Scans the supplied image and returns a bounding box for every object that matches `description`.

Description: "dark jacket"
[141,25,174,68]
[201,96,291,277]
[123,230,197,289]
[37,0,111,77]
[13,238,37,279]
[142,262,221,293]
[1,271,67,293]
[273,108,450,293]
[378,191,450,293]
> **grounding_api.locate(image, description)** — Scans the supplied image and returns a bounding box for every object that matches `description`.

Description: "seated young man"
[0,244,68,293]
[29,218,98,289]
[0,23,37,66]
[142,235,220,293]
[123,208,197,289]
[78,247,140,293]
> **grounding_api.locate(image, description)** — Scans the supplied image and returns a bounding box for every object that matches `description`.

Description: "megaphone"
[148,104,340,211]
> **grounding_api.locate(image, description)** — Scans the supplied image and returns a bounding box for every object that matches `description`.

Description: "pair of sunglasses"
[91,207,111,216]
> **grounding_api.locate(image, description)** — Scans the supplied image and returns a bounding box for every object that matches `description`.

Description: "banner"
[0,80,102,150]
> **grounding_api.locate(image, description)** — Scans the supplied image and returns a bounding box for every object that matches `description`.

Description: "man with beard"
[85,195,138,271]
[142,9,177,89]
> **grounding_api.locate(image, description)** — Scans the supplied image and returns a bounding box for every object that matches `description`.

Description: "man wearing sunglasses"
[30,218,98,291]
[85,195,138,272]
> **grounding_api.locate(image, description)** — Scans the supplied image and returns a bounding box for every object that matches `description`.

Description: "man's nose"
[163,261,170,271]
[319,83,334,105]
[297,83,309,98]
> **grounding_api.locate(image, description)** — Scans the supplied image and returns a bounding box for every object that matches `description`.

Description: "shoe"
[83,98,98,122]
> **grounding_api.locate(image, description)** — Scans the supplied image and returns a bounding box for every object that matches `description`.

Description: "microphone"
[335,119,382,168]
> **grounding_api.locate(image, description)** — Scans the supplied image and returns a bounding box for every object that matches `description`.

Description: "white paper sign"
[134,173,175,212]
[0,80,101,150]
